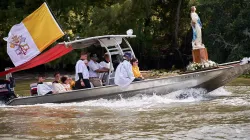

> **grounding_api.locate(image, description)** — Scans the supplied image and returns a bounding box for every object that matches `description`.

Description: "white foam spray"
[0,87,233,109]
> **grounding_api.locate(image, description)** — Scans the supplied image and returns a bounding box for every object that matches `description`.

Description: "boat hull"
[7,63,250,106]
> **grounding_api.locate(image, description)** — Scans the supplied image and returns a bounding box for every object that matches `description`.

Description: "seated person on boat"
[99,53,113,85]
[88,53,109,87]
[68,76,75,90]
[131,58,144,81]
[53,72,61,83]
[75,51,91,89]
[114,53,135,87]
[61,75,71,91]
[51,72,66,93]
[37,73,55,95]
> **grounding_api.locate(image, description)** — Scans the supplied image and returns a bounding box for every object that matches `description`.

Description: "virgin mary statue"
[191,6,205,49]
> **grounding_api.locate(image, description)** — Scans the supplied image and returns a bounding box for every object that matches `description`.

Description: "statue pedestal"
[192,48,208,63]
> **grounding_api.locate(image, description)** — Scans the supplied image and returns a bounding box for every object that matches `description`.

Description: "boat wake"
[0,87,232,108]
[0,101,5,106]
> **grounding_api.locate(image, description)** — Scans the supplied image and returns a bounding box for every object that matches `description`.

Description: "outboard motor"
[0,79,17,103]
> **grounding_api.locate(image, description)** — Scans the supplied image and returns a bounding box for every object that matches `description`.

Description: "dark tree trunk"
[174,0,182,48]
[174,0,185,68]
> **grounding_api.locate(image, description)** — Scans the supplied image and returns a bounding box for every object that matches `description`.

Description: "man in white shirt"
[37,73,54,96]
[99,53,111,69]
[88,53,109,87]
[114,53,135,87]
[99,53,113,85]
[75,51,91,89]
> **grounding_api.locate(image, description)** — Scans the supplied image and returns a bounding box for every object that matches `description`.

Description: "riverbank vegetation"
[0,0,250,71]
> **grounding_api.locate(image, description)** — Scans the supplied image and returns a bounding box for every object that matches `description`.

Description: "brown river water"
[0,86,250,140]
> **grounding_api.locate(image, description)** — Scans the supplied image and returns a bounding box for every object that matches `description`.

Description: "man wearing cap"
[88,53,109,87]
[75,51,91,89]
[114,53,135,87]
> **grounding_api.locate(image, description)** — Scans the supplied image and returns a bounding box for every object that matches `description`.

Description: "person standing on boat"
[88,53,109,87]
[37,73,55,95]
[99,53,112,72]
[191,6,205,49]
[99,53,113,85]
[75,51,91,89]
[114,53,135,87]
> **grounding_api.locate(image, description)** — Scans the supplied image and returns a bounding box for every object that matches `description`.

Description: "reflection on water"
[0,87,250,139]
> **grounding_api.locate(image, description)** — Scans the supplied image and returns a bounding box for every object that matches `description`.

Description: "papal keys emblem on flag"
[10,35,30,55]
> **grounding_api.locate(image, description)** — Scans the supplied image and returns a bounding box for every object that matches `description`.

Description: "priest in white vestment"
[37,74,54,96]
[115,53,135,87]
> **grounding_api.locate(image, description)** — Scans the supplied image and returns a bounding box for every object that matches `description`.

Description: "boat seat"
[30,83,38,96]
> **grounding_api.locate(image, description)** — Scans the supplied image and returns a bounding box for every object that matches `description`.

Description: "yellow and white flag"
[4,2,64,66]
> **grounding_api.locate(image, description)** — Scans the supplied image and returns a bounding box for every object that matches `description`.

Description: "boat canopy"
[63,35,136,49]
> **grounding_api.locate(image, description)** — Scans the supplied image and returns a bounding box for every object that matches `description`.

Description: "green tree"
[5,0,244,71]
[198,0,250,63]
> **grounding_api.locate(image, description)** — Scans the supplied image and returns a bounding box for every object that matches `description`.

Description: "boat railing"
[218,61,240,66]
[97,37,136,85]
